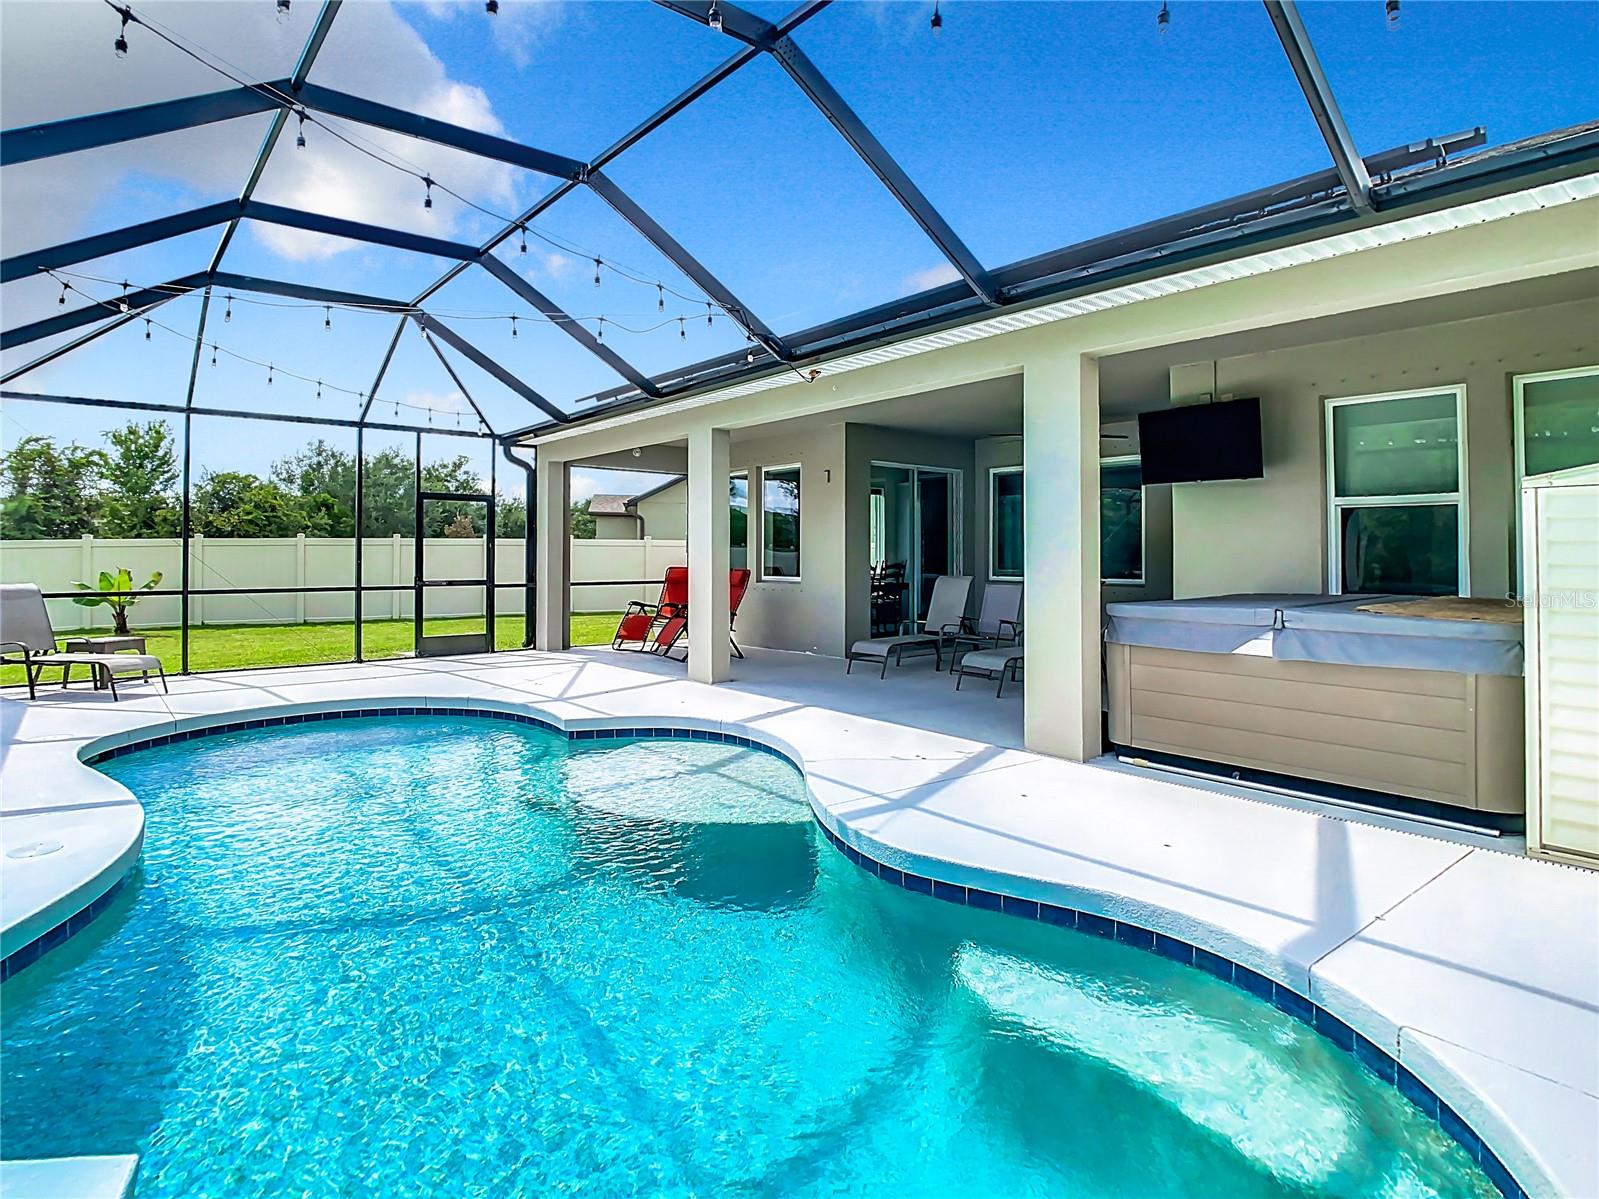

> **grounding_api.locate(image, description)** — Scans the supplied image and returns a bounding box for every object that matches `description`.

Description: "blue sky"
[2,0,1595,500]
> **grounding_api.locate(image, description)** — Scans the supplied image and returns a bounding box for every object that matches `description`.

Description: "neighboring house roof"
[628,475,687,505]
[588,495,633,516]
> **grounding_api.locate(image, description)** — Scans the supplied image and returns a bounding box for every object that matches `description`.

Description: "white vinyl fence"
[0,536,687,631]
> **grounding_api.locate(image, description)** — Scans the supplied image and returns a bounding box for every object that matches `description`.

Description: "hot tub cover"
[1275,598,1524,676]
[1103,594,1353,655]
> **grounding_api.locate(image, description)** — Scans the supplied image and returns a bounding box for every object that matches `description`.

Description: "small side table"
[62,635,151,686]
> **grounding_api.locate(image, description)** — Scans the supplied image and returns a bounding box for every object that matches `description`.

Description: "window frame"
[1512,365,1599,595]
[987,466,1024,581]
[759,463,802,583]
[1099,454,1146,586]
[1323,385,1469,596]
[730,469,749,569]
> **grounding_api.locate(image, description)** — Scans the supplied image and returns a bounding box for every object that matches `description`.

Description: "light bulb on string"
[705,302,713,328]
[1157,2,1169,34]
[518,224,527,254]
[224,294,233,323]
[57,282,69,306]
[113,5,131,57]
[679,317,686,340]
[593,258,602,287]
[276,0,291,21]
[1385,0,1400,27]
[324,306,332,332]
[596,316,605,342]
[267,364,274,385]
[316,380,322,400]
[486,0,498,12]
[210,343,217,367]
[510,315,518,340]
[144,318,151,341]
[295,111,307,149]
[707,0,723,32]
[423,177,434,210]
[657,284,665,313]
[118,281,130,313]
[931,1,942,35]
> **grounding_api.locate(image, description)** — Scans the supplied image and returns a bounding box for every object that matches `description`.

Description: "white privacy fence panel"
[0,537,688,630]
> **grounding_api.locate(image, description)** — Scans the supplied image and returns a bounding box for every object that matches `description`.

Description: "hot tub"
[1105,595,1525,817]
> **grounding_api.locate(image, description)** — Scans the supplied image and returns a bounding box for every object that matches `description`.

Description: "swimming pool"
[2,715,1495,1197]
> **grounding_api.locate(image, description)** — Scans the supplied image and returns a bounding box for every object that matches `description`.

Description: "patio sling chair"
[612,566,689,653]
[846,574,972,678]
[0,583,168,702]
[954,644,1025,698]
[947,583,1023,677]
[659,568,753,661]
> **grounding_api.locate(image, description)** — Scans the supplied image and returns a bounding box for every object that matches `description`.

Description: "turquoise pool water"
[2,716,1494,1198]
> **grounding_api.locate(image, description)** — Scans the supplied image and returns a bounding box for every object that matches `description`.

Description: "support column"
[534,453,570,651]
[687,426,731,684]
[1022,352,1102,762]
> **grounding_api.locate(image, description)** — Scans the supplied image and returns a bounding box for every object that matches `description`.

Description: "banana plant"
[71,568,164,636]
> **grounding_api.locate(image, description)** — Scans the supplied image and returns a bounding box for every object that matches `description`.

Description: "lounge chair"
[659,568,752,661]
[954,645,1025,697]
[0,583,167,701]
[612,566,688,653]
[846,574,972,678]
[948,583,1023,675]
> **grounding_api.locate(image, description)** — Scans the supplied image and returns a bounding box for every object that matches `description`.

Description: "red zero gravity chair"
[613,566,688,653]
[612,568,752,659]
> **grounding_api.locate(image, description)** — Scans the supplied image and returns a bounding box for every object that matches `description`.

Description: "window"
[1100,457,1144,584]
[761,465,800,580]
[869,487,886,566]
[1326,387,1466,596]
[730,471,748,570]
[1516,367,1599,481]
[989,468,1024,579]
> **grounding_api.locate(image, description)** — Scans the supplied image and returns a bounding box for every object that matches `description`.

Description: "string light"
[118,281,130,313]
[210,343,217,366]
[1385,0,1400,26]
[1157,2,1169,34]
[510,315,518,339]
[316,380,322,399]
[267,363,274,385]
[324,305,332,332]
[486,0,498,11]
[706,302,713,328]
[596,316,605,341]
[57,282,70,305]
[518,224,527,255]
[707,0,723,32]
[423,176,434,210]
[931,1,942,35]
[113,5,132,56]
[593,258,602,287]
[295,110,307,149]
[657,283,665,313]
[224,294,233,323]
[144,318,151,341]
[275,0,290,20]
[679,317,686,340]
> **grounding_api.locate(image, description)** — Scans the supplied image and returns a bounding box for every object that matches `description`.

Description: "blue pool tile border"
[812,817,1527,1199]
[8,702,1523,1199]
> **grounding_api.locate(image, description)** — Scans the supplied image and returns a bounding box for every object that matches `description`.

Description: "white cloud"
[902,263,961,292]
[525,249,579,283]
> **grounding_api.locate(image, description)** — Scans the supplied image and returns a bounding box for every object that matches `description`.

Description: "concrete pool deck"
[1,646,1594,1199]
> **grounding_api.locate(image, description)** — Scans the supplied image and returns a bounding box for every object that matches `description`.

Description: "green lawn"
[0,613,623,688]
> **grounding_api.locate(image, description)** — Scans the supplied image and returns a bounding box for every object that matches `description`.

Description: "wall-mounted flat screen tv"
[1137,398,1264,485]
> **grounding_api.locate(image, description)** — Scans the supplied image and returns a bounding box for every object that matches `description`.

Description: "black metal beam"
[0,388,491,439]
[1,85,282,167]
[209,0,344,272]
[242,201,481,261]
[0,293,185,383]
[1263,0,1373,212]
[476,254,661,397]
[585,168,787,359]
[654,0,776,46]
[769,33,997,304]
[295,82,587,181]
[1,202,240,284]
[207,271,410,313]
[2,273,208,350]
[420,329,498,436]
[410,313,566,423]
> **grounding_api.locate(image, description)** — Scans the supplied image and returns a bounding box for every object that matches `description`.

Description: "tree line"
[0,421,532,540]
